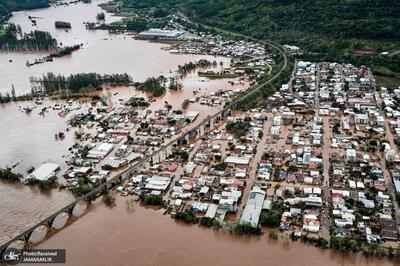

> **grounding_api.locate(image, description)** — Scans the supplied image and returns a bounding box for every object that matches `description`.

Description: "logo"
[3,247,22,265]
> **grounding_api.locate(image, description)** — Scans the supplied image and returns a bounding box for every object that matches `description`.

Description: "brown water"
[1,2,393,265]
[33,197,396,266]
[1,0,229,95]
[0,0,245,245]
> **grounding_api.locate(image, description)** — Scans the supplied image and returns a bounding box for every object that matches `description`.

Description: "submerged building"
[240,187,266,227]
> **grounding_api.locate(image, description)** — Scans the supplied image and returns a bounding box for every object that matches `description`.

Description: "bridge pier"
[210,118,215,130]
[159,150,165,162]
[223,108,230,118]
[22,230,34,243]
[45,216,56,229]
[152,153,159,164]
[65,203,76,215]
[188,130,198,140]
[0,246,7,261]
[177,137,187,146]
[199,125,205,137]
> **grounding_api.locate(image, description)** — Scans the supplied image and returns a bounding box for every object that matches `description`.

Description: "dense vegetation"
[226,121,250,138]
[26,176,59,192]
[181,0,399,41]
[177,59,214,77]
[49,44,81,58]
[0,168,22,181]
[174,210,197,223]
[0,24,57,51]
[137,76,166,97]
[0,0,49,21]
[32,72,132,94]
[140,194,163,206]
[260,202,284,227]
[199,217,220,228]
[119,0,400,85]
[233,222,262,235]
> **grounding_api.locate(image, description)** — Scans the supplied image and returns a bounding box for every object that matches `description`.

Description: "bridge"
[0,32,288,261]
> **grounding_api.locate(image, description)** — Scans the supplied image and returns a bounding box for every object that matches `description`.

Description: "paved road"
[237,118,272,217]
[375,91,400,225]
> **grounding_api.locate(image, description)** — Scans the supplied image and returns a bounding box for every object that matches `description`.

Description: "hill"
[118,0,400,86]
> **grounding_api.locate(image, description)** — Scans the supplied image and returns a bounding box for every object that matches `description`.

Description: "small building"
[346,149,356,162]
[185,162,197,174]
[273,116,282,126]
[355,113,369,124]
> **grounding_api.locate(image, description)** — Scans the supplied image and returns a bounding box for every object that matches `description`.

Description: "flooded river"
[0,2,396,266]
[33,197,396,266]
[1,0,230,95]
[0,0,244,245]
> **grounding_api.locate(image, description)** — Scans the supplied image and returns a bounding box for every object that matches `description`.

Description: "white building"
[240,187,266,227]
[273,116,282,126]
[26,163,60,181]
[354,113,369,124]
[346,149,356,162]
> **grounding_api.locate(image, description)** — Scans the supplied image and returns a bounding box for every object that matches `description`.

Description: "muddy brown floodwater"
[32,197,396,266]
[0,0,247,245]
[1,2,397,265]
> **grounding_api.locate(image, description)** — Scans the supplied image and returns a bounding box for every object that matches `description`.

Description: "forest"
[0,0,49,21]
[0,24,57,51]
[31,72,132,94]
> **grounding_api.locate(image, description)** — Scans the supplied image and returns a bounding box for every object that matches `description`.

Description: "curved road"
[1,12,291,256]
[177,11,288,105]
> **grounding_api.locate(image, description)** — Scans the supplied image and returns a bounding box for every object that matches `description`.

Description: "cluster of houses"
[235,61,400,246]
[169,36,267,57]
[276,61,399,243]
[129,112,265,221]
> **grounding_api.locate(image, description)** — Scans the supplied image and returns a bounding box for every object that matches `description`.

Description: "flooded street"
[0,2,396,266]
[34,197,395,266]
[0,0,244,244]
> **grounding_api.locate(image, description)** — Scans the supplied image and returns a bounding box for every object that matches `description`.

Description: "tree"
[181,99,190,109]
[233,222,262,235]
